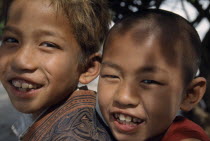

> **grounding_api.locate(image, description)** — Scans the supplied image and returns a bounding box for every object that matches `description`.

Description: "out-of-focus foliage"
[109,0,165,22]
[0,21,3,36]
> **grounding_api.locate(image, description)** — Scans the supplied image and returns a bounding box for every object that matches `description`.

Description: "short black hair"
[104,9,201,86]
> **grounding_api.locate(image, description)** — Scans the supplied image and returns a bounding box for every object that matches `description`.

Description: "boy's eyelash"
[40,42,60,49]
[101,74,119,79]
[2,37,19,43]
[142,80,163,85]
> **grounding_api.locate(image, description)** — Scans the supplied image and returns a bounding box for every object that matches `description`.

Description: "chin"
[113,134,143,141]
[15,107,33,114]
[13,102,40,114]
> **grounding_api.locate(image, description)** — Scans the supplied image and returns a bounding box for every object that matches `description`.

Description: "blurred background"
[0,0,209,140]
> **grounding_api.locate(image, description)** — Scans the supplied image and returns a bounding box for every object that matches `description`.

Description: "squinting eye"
[142,80,162,85]
[3,37,18,44]
[101,75,119,79]
[40,42,60,49]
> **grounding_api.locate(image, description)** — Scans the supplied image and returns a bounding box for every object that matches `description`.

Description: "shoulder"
[67,89,97,109]
[24,90,115,141]
[41,107,114,141]
[161,116,210,141]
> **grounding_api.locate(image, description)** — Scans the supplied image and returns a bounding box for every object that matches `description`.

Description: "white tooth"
[22,83,29,89]
[119,114,125,121]
[12,81,21,88]
[28,84,33,89]
[125,116,132,122]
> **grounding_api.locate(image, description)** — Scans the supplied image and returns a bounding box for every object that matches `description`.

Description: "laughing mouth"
[10,79,42,92]
[113,113,144,126]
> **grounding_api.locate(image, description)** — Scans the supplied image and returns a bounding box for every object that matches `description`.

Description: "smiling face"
[0,0,82,115]
[98,32,186,140]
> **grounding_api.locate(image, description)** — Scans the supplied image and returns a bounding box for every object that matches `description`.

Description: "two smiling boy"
[0,0,209,140]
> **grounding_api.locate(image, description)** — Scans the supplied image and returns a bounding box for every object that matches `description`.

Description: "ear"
[180,77,206,112]
[79,53,101,84]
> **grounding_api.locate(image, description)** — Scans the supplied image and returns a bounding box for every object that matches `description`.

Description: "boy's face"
[0,0,82,114]
[98,32,185,140]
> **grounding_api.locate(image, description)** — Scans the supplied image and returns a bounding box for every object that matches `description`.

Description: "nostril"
[113,100,138,109]
[11,59,37,73]
[114,92,139,106]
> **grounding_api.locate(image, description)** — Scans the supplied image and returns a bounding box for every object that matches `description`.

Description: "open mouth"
[113,113,144,126]
[9,79,42,92]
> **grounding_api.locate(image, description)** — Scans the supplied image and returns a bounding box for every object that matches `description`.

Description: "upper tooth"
[125,116,132,122]
[119,114,125,121]
[12,80,38,89]
[22,83,29,89]
[29,84,33,89]
[12,81,21,88]
[117,113,143,124]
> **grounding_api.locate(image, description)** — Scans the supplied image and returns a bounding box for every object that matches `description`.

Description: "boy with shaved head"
[98,9,209,141]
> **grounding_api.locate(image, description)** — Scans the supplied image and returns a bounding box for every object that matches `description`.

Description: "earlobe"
[180,77,206,112]
[79,53,101,84]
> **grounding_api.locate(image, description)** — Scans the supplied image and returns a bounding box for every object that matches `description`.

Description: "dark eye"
[142,80,162,85]
[40,42,60,49]
[101,75,119,79]
[2,37,18,44]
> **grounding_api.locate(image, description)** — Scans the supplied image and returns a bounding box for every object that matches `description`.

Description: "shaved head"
[104,9,201,86]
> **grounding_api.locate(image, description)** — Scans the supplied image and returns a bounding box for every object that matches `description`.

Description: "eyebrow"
[101,61,123,72]
[3,26,22,35]
[102,61,168,74]
[34,30,59,38]
[3,26,66,41]
[136,65,168,74]
[34,29,68,42]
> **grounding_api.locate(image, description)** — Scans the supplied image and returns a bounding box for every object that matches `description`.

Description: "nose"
[113,82,139,108]
[11,45,37,73]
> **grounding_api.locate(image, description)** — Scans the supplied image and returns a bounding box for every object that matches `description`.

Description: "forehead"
[8,0,54,21]
[103,31,183,74]
[105,27,183,67]
[6,0,75,39]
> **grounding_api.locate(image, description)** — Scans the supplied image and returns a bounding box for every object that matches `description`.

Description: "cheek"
[144,88,182,121]
[98,79,113,113]
[0,53,9,69]
[43,55,79,80]
[0,57,11,80]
